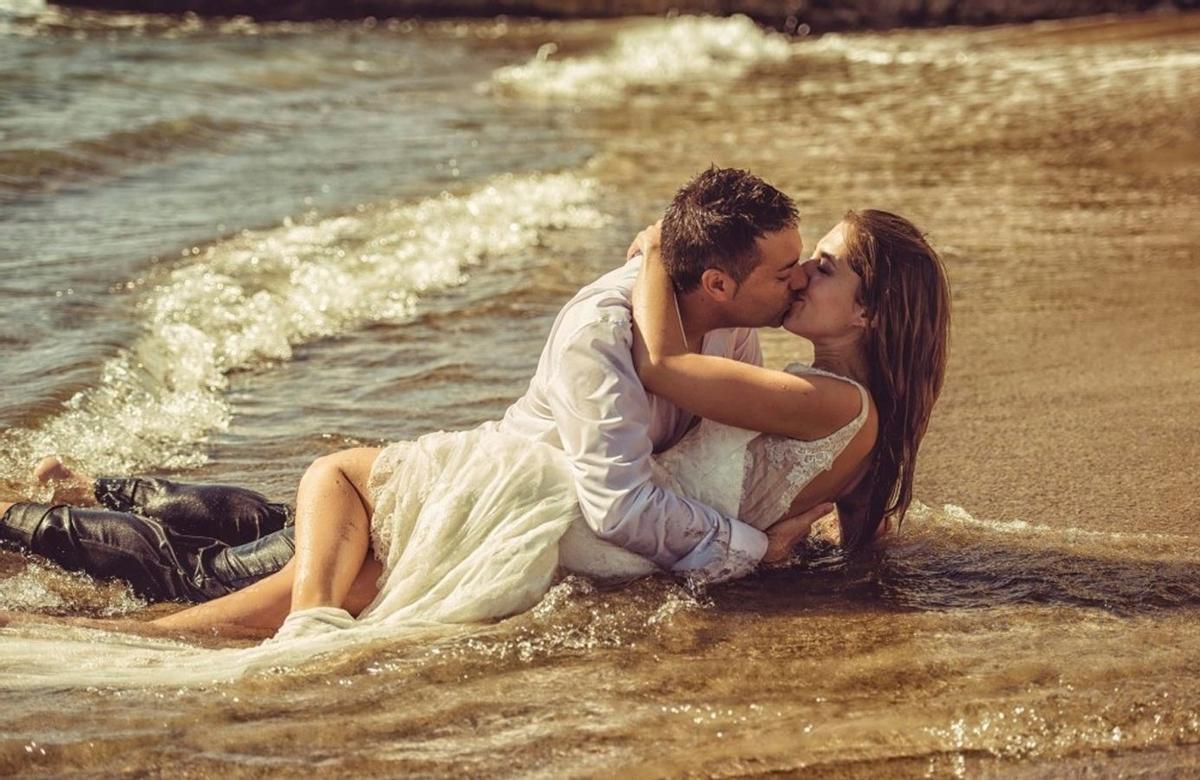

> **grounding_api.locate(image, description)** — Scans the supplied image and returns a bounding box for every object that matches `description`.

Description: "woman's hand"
[761,502,836,566]
[626,220,663,262]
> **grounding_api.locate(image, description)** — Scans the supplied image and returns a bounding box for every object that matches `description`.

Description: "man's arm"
[547,318,768,584]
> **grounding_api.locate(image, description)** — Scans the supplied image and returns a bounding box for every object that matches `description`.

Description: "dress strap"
[783,362,870,438]
[782,362,868,427]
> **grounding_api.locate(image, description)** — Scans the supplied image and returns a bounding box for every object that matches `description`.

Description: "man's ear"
[699,268,738,301]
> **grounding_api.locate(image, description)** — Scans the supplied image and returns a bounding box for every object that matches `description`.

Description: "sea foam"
[0,174,608,478]
[490,15,793,102]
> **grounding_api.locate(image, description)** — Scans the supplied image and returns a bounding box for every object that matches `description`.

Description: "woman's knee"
[320,447,378,492]
[300,448,379,510]
[305,448,374,477]
[299,455,342,492]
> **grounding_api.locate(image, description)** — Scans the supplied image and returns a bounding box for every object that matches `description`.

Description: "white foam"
[806,30,1200,83]
[0,0,44,35]
[0,173,608,477]
[0,561,145,616]
[490,15,793,102]
[904,501,1194,562]
[0,0,43,17]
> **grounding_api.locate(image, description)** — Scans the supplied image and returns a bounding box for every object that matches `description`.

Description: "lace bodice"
[652,363,869,531]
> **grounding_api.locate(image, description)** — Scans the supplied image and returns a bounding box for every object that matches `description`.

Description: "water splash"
[0,173,608,478]
[490,15,793,102]
[0,560,144,617]
[0,0,42,17]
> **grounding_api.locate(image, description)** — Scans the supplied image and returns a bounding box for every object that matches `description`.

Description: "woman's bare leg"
[150,555,383,637]
[153,559,298,635]
[289,447,381,612]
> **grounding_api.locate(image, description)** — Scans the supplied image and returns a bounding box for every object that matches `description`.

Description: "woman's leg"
[151,554,383,637]
[153,560,297,635]
[289,447,381,612]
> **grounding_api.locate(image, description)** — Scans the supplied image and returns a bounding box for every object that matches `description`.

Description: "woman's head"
[789,209,951,549]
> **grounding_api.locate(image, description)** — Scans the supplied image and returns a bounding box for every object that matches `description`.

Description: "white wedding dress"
[0,365,867,689]
[358,364,869,625]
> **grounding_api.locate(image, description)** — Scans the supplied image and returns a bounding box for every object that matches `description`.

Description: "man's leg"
[208,525,296,591]
[0,502,296,602]
[36,458,293,545]
[93,476,293,545]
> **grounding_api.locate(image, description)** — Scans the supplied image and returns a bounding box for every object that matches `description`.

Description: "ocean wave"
[489,15,793,102]
[912,502,1194,555]
[0,116,248,195]
[0,0,41,17]
[0,173,609,479]
[806,27,1200,79]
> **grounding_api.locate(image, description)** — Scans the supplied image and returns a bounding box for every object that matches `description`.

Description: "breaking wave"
[0,173,609,478]
[490,15,793,102]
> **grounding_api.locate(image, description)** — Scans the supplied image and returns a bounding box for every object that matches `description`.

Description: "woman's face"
[782,220,868,340]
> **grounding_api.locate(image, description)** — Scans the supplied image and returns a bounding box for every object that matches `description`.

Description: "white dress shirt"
[496,257,769,583]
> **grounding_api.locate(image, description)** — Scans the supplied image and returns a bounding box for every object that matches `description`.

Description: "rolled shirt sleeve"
[546,316,767,584]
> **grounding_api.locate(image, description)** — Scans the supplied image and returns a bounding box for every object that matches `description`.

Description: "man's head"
[661,166,803,327]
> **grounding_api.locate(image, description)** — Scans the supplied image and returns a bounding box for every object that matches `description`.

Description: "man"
[0,166,811,602]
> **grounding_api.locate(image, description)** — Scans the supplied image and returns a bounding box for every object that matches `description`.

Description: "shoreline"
[50,0,1200,31]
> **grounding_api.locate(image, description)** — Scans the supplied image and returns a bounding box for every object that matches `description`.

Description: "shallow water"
[1,3,1199,776]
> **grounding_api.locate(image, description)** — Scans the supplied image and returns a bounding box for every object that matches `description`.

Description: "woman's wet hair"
[840,209,951,550]
[660,166,798,292]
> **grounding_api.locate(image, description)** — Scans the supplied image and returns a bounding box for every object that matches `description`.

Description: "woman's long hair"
[840,209,951,550]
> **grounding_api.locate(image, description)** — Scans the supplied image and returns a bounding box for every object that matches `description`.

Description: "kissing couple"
[0,166,950,644]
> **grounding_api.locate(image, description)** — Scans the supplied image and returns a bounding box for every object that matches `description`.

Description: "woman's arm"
[630,226,861,441]
[630,222,690,372]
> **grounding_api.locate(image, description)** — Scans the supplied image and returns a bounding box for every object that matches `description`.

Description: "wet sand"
[912,34,1200,538]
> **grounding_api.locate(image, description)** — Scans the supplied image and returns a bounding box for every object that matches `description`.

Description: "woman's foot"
[33,457,96,506]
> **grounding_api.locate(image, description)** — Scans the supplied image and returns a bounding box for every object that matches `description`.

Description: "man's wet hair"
[660,166,799,292]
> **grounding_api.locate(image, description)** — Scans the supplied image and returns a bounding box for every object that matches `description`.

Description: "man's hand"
[762,502,836,566]
[626,220,663,262]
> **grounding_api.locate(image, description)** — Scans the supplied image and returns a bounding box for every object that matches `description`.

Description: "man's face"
[720,225,806,328]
